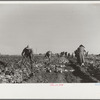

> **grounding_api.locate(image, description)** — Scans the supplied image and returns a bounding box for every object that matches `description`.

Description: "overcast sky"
[0,4,100,55]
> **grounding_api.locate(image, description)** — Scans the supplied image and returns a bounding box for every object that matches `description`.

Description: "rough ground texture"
[0,54,99,83]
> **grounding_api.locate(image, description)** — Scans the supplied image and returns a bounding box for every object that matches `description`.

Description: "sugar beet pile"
[0,54,100,83]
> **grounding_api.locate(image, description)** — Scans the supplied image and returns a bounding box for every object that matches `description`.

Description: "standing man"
[75,45,86,66]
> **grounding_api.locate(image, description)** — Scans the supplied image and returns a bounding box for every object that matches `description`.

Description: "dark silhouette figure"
[45,51,52,61]
[21,45,33,69]
[75,45,86,66]
[65,52,68,57]
[60,52,65,57]
[68,53,70,58]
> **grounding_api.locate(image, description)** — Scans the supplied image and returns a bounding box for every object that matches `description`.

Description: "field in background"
[0,54,100,83]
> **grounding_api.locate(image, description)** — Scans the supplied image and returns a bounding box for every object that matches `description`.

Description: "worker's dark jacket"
[76,46,85,65]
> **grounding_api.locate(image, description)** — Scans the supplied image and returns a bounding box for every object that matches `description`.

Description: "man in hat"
[21,45,33,68]
[45,51,52,61]
[75,45,86,66]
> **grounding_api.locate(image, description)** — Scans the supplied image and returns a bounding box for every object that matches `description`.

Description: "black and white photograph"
[0,2,100,84]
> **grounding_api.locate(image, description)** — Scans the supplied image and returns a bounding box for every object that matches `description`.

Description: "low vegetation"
[0,54,99,83]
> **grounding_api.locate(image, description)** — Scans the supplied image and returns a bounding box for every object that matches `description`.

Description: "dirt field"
[0,54,99,83]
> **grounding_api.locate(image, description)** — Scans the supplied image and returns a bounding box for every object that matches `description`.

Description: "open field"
[0,54,100,83]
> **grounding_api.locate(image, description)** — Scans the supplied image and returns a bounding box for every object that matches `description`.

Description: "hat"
[79,44,85,48]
